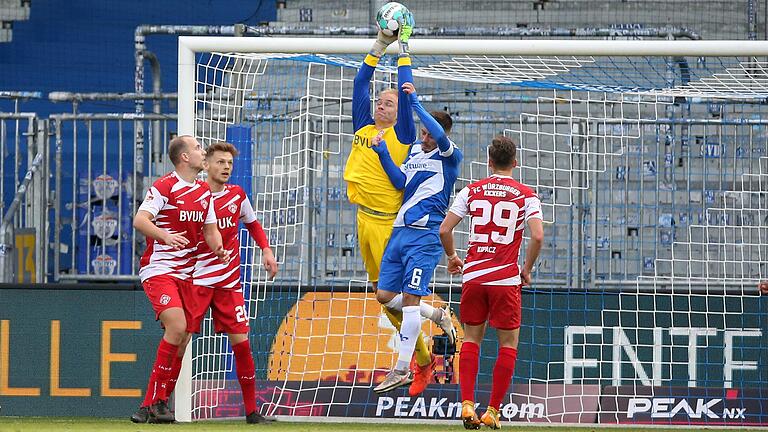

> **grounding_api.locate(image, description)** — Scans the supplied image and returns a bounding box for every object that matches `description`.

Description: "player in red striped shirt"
[439,135,544,430]
[185,141,277,424]
[131,135,230,423]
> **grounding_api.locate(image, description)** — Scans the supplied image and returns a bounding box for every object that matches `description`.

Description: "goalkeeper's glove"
[370,29,397,58]
[397,12,415,55]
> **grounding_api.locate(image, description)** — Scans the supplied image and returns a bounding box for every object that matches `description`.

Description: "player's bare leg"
[377,287,451,370]
[382,290,456,345]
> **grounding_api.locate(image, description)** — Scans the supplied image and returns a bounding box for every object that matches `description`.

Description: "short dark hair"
[430,110,453,134]
[206,141,239,159]
[489,135,517,169]
[168,135,192,166]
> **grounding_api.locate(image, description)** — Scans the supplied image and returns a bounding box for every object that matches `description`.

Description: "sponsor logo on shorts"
[160,294,172,305]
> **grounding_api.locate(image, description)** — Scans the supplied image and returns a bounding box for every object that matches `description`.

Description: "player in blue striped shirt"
[371,81,463,394]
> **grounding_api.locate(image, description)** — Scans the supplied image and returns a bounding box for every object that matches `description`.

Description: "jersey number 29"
[469,199,519,244]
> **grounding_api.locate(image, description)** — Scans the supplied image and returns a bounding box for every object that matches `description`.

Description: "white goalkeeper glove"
[370,29,397,58]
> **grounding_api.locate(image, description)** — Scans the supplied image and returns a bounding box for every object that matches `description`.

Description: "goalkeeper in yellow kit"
[344,18,455,396]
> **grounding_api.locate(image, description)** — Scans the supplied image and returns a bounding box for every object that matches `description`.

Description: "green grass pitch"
[1,418,765,432]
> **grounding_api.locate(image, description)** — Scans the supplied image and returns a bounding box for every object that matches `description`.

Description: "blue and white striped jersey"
[394,140,463,230]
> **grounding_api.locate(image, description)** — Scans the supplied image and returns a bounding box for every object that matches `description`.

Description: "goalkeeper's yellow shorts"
[356,208,396,283]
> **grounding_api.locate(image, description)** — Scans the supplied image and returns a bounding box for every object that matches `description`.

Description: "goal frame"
[175,36,768,423]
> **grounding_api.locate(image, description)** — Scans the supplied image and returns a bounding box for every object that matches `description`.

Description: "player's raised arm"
[371,131,406,189]
[393,53,416,145]
[404,82,460,160]
[352,30,397,131]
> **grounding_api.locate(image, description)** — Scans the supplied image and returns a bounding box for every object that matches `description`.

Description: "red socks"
[141,338,259,415]
[164,354,184,398]
[232,339,257,414]
[489,347,518,410]
[459,341,480,403]
[142,338,179,407]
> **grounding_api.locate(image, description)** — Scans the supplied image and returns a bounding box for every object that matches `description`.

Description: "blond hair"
[379,88,398,99]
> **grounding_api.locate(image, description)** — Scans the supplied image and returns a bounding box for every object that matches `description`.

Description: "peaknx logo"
[376,396,545,420]
[627,397,746,420]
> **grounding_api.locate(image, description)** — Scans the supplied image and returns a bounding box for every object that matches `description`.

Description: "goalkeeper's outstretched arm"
[352,56,376,132]
[352,31,397,132]
[394,55,416,145]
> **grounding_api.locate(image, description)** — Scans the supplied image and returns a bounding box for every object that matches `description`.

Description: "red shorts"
[460,283,522,330]
[142,275,189,320]
[182,285,249,334]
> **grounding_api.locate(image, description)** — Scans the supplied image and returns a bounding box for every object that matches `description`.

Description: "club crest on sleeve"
[159,294,172,305]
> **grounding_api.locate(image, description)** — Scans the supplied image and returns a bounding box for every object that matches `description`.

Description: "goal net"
[178,38,768,426]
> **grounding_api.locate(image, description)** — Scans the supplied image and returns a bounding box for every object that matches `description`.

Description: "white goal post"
[175,37,768,425]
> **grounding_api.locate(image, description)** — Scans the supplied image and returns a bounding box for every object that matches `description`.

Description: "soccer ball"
[376,2,412,37]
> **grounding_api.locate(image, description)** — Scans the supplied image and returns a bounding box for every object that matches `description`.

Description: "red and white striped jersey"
[138,172,216,282]
[192,184,259,289]
[448,174,542,286]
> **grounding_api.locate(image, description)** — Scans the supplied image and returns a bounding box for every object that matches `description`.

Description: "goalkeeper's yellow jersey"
[344,124,411,215]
